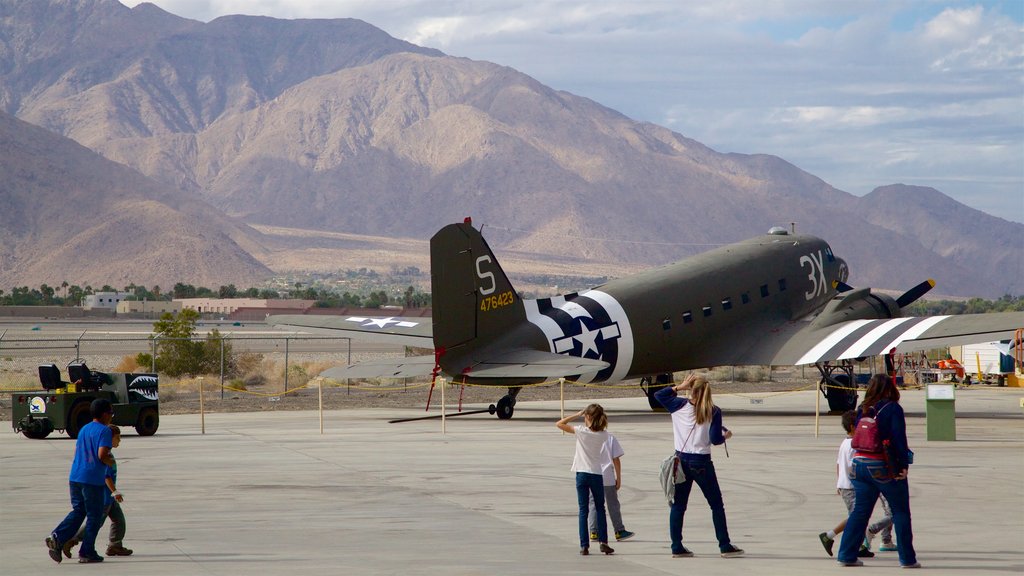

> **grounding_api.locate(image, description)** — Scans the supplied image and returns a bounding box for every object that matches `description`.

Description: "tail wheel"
[66,401,92,439]
[496,395,514,419]
[135,407,159,436]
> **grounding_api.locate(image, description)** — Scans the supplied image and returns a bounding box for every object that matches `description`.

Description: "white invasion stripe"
[580,289,633,384]
[523,299,562,353]
[795,319,874,365]
[560,300,592,320]
[838,317,915,359]
[875,315,950,355]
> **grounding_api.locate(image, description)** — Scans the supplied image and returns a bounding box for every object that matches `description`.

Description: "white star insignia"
[346,317,419,329]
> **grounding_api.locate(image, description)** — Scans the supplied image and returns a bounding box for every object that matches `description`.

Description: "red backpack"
[851,402,890,453]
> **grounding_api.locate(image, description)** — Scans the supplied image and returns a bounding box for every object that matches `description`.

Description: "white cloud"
[121,1,1024,223]
[924,6,984,42]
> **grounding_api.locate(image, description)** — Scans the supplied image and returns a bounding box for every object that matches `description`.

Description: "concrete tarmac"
[3,387,1022,575]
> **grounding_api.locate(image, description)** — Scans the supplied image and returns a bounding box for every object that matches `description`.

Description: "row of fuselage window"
[662,278,788,330]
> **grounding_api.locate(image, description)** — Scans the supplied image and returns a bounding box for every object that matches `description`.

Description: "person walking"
[836,374,919,568]
[655,374,744,558]
[818,410,882,558]
[63,424,133,558]
[46,398,115,564]
[587,431,635,543]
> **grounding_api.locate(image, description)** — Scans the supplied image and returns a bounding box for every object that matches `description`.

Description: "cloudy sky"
[125,0,1024,223]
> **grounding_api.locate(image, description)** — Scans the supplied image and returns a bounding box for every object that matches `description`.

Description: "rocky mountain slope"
[0,111,271,289]
[0,0,1019,297]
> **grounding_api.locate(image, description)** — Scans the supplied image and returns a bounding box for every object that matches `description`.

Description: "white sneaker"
[863,531,875,551]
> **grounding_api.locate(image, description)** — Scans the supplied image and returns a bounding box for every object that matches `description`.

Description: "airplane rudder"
[429,221,520,349]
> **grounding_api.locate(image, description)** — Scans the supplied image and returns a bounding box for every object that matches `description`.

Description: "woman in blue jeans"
[837,374,920,568]
[655,374,744,558]
[556,404,615,556]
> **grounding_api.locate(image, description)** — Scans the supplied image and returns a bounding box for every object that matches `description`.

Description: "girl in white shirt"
[556,404,615,556]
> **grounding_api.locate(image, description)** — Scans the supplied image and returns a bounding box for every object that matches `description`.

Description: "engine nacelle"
[809,287,900,329]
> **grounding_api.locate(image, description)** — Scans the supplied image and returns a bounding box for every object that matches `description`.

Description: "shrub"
[135,352,156,372]
[243,373,267,389]
[114,355,141,373]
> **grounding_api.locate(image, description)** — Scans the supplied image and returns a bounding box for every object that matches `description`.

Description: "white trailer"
[951,342,1013,381]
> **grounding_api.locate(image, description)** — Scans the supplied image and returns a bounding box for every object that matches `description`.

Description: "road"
[0,318,403,357]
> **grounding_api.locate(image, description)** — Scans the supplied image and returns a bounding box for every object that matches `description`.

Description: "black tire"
[496,396,514,420]
[21,422,53,439]
[66,401,92,439]
[135,407,159,436]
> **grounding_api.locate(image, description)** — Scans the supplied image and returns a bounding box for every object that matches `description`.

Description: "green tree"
[173,283,196,299]
[151,311,237,376]
[200,328,237,377]
[67,285,85,306]
[153,309,206,377]
[39,284,55,305]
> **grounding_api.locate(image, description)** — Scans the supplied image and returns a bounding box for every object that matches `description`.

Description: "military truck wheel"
[22,421,53,439]
[66,401,92,439]
[135,407,159,436]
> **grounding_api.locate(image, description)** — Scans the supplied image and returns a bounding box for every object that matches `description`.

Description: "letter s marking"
[476,255,496,295]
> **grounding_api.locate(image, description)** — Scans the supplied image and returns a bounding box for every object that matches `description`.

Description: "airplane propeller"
[833,278,935,310]
[895,279,936,308]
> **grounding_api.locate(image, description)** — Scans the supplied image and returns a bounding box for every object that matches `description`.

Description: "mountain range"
[1,0,1020,297]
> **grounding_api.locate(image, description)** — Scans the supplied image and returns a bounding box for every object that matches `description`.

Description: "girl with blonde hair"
[556,403,615,556]
[655,374,743,558]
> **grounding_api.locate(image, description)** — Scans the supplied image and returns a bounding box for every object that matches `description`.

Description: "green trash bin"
[926,384,956,441]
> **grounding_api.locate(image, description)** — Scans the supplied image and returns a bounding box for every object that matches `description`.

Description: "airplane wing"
[458,349,610,378]
[267,314,433,347]
[321,356,437,380]
[764,311,1023,366]
[317,349,609,381]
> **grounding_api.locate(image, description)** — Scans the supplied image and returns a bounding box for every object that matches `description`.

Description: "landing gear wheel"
[66,401,92,439]
[496,395,515,419]
[135,407,159,436]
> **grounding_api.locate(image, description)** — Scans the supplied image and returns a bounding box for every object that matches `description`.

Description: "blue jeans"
[838,458,916,566]
[53,481,106,557]
[576,472,606,547]
[670,456,733,553]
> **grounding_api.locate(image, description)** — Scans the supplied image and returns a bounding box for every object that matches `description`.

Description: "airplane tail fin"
[430,220,524,352]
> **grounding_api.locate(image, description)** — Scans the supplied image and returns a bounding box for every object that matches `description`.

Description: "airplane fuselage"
[443,229,846,384]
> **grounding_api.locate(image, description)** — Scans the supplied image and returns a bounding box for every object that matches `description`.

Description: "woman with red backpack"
[836,374,920,568]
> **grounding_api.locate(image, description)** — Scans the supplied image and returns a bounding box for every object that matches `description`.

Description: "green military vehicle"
[11,361,159,439]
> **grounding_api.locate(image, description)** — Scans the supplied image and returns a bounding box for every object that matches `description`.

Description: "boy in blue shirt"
[64,424,133,557]
[46,398,115,564]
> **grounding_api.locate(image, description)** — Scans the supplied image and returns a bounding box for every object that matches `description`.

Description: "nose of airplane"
[835,257,849,284]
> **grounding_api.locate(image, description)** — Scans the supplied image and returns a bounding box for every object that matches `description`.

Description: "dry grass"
[113,355,142,373]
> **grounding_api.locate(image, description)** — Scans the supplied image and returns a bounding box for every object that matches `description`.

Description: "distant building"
[175,298,313,316]
[82,291,130,310]
[116,300,182,316]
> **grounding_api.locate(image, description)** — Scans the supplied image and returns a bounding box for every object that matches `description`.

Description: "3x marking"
[800,250,827,300]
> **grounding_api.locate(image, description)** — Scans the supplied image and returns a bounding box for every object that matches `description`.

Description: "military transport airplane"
[270,219,1023,418]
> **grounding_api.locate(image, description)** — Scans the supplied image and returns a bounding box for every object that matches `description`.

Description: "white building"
[116,299,182,316]
[175,298,312,316]
[82,291,130,310]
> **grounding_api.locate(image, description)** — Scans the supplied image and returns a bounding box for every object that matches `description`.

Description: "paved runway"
[0,318,400,356]
[3,387,1022,575]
